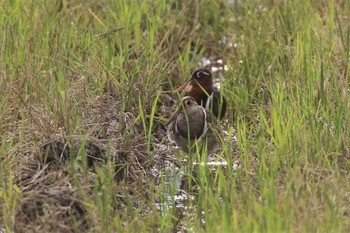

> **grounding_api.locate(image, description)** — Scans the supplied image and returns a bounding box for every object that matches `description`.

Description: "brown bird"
[175,68,227,120]
[166,96,219,153]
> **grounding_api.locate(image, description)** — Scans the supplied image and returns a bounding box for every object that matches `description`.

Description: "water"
[151,51,239,231]
[152,123,238,231]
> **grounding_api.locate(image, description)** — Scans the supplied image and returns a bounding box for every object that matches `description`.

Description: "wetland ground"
[1,0,350,232]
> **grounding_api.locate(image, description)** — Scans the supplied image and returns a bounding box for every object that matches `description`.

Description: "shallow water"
[152,137,239,231]
[150,52,240,230]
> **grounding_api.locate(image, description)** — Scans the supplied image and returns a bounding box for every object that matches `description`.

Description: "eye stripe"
[196,71,210,78]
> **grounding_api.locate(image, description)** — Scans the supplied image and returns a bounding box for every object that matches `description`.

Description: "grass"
[1,0,350,232]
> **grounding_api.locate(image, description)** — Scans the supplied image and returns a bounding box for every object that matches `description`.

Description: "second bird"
[175,68,227,120]
[166,96,219,153]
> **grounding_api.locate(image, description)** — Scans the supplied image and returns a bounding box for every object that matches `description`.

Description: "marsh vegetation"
[1,0,350,232]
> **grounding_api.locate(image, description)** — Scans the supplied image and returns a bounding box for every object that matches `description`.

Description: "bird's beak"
[165,108,181,126]
[173,78,192,94]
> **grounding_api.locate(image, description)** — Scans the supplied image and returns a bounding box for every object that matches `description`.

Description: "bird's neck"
[186,86,214,105]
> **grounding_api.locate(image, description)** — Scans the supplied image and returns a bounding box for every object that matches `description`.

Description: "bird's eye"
[196,70,210,79]
[186,100,192,106]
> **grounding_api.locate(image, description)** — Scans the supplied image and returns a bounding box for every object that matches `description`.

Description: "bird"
[166,96,219,153]
[174,68,227,120]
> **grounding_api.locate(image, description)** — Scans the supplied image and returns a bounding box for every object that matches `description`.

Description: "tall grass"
[0,0,350,232]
